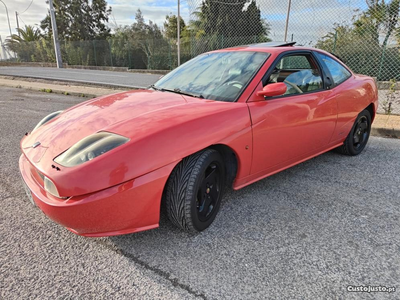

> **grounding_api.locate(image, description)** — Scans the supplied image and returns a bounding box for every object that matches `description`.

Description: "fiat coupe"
[19,42,378,236]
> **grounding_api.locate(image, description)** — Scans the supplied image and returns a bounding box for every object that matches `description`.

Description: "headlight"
[54,132,129,167]
[32,111,63,133]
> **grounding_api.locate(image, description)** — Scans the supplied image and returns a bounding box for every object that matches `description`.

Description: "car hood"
[21,90,188,161]
[21,89,252,196]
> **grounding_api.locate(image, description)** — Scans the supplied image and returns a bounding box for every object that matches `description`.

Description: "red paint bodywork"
[19,46,378,236]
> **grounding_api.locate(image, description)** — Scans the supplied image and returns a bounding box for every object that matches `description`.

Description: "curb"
[0,62,170,75]
[0,76,128,98]
[371,127,400,139]
[0,75,141,90]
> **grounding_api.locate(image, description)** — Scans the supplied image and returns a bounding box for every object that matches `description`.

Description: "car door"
[247,51,338,177]
[313,51,358,144]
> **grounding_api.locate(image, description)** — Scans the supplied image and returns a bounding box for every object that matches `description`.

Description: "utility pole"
[0,35,7,60]
[284,0,292,42]
[48,0,63,68]
[15,11,20,37]
[0,0,16,58]
[177,0,181,66]
[0,0,13,38]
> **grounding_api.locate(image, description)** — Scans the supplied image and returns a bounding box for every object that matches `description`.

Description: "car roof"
[212,42,321,54]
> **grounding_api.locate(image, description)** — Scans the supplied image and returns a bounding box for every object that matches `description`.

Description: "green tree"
[163,14,193,64]
[130,9,169,69]
[192,0,270,39]
[40,0,112,41]
[5,26,43,62]
[315,24,356,51]
[188,0,270,54]
[316,0,400,80]
[6,25,42,43]
[164,15,186,39]
[108,10,170,69]
[353,0,400,47]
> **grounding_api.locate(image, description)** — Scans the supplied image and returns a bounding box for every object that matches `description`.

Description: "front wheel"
[165,149,225,232]
[336,109,371,156]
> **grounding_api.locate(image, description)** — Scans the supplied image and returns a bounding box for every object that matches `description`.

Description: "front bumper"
[19,154,176,237]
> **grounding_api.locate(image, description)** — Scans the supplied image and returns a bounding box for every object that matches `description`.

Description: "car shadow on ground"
[103,151,347,267]
[47,144,400,298]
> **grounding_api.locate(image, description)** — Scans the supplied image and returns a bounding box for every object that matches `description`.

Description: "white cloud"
[0,0,48,40]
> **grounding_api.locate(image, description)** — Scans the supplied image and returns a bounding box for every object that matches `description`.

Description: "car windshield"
[153,51,270,102]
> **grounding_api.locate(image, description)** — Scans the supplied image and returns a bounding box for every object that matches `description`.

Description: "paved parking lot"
[1,86,399,299]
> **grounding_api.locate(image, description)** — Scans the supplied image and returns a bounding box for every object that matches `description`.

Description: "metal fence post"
[127,42,132,69]
[109,40,113,67]
[332,30,337,54]
[168,43,172,70]
[93,40,97,66]
[378,44,387,81]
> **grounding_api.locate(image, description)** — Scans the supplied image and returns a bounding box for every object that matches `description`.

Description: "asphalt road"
[1,86,399,299]
[0,67,161,89]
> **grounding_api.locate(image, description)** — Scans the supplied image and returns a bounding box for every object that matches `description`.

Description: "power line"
[18,15,27,26]
[19,0,34,15]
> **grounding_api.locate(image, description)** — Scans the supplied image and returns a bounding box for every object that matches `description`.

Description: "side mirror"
[256,82,287,98]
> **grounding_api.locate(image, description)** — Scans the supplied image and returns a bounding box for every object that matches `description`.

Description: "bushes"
[326,42,400,81]
[9,35,400,78]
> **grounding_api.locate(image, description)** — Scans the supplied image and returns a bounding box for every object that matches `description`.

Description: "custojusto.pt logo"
[347,285,396,293]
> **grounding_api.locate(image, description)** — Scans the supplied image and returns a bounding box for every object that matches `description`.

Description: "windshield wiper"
[171,88,204,99]
[149,84,162,91]
[149,85,204,99]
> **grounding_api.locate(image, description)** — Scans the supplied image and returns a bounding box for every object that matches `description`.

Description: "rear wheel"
[165,149,225,232]
[336,109,371,156]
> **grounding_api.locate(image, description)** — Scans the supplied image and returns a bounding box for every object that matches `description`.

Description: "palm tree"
[6,25,42,45]
[5,25,42,61]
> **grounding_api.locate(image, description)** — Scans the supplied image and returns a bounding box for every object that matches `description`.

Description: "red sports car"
[19,42,378,237]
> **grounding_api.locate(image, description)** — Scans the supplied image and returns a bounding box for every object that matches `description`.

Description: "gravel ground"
[1,87,399,299]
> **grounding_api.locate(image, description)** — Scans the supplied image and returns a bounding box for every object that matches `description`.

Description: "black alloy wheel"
[353,115,369,151]
[335,109,371,156]
[165,149,225,232]
[196,162,222,222]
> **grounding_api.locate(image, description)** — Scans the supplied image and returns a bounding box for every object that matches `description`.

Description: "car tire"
[165,149,225,232]
[335,109,371,156]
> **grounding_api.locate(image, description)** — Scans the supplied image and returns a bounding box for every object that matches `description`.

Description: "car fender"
[44,100,253,197]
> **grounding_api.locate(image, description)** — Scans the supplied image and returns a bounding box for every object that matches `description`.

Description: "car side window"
[315,53,351,86]
[266,54,323,96]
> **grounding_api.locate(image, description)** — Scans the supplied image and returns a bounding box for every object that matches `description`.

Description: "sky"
[0,0,369,44]
[0,0,190,41]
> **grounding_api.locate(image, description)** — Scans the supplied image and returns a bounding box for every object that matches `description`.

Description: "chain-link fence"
[1,0,399,113]
[184,0,400,113]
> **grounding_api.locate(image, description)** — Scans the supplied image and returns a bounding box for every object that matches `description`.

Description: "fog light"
[44,177,61,198]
